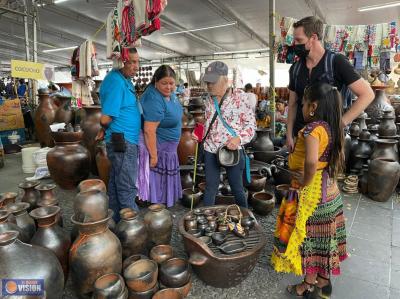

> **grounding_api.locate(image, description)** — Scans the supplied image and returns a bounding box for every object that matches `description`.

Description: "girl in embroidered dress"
[271,82,347,298]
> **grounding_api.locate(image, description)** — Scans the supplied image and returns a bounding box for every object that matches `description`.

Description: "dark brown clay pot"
[123,259,158,292]
[0,209,29,242]
[74,190,108,223]
[352,134,372,159]
[370,139,399,162]
[153,288,183,299]
[180,169,193,190]
[378,110,397,137]
[251,191,275,215]
[159,258,191,288]
[181,188,202,208]
[47,131,90,190]
[128,282,159,299]
[96,143,111,188]
[349,122,361,137]
[0,192,17,208]
[81,106,102,175]
[358,167,369,195]
[34,89,57,147]
[123,254,149,271]
[368,159,400,202]
[253,146,283,163]
[69,210,122,298]
[35,183,57,207]
[247,175,267,192]
[7,202,36,240]
[159,278,192,298]
[78,179,107,193]
[177,127,196,165]
[70,210,116,242]
[54,95,73,124]
[30,206,71,281]
[116,208,148,258]
[0,231,64,299]
[19,180,40,211]
[144,204,173,247]
[150,244,174,265]
[252,129,274,152]
[365,88,393,124]
[190,110,205,124]
[93,273,128,299]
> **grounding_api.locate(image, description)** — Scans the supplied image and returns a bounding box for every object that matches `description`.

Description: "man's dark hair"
[244,83,253,91]
[293,16,323,40]
[128,48,138,54]
[184,83,188,88]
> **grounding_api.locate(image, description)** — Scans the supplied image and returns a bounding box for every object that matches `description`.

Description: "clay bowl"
[187,229,202,238]
[181,188,202,208]
[159,277,192,298]
[150,245,174,265]
[123,254,149,271]
[93,273,126,298]
[128,282,159,299]
[78,178,107,193]
[253,146,283,163]
[199,236,212,245]
[241,216,256,229]
[152,288,183,299]
[247,174,267,192]
[252,191,276,216]
[275,184,290,203]
[123,259,158,292]
[211,232,227,246]
[159,258,191,288]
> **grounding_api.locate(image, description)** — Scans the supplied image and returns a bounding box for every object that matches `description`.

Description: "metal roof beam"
[303,0,327,23]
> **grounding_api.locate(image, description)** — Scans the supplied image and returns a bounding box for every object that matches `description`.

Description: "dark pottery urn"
[180,168,193,190]
[0,231,64,299]
[81,105,102,175]
[96,142,111,188]
[36,183,57,207]
[74,189,108,223]
[368,159,400,202]
[19,180,40,211]
[177,127,196,165]
[30,206,71,281]
[251,191,276,215]
[34,88,57,147]
[144,204,173,247]
[365,87,393,124]
[69,210,122,298]
[349,122,361,137]
[252,129,274,152]
[0,209,29,242]
[378,110,397,137]
[47,131,90,190]
[54,95,73,124]
[7,202,36,240]
[247,174,267,192]
[181,188,202,208]
[370,139,399,162]
[352,130,372,159]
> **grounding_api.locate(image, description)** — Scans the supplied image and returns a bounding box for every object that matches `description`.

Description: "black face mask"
[293,44,310,59]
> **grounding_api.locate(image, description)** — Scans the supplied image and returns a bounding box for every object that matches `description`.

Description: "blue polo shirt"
[141,84,182,143]
[100,69,141,144]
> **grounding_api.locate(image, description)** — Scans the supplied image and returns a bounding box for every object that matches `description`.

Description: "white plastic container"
[21,146,40,174]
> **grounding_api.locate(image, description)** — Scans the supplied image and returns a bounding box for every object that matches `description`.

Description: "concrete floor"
[1,152,400,299]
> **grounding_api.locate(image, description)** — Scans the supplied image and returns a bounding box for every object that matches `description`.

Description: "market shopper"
[286,16,374,152]
[97,48,141,222]
[244,83,257,112]
[272,83,347,298]
[139,65,183,207]
[193,61,256,207]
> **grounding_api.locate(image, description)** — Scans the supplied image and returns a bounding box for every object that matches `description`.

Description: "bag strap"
[213,96,237,137]
[201,91,228,143]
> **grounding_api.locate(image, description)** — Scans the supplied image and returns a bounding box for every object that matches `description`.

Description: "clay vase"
[19,180,40,211]
[34,88,57,147]
[47,131,90,190]
[30,206,71,281]
[7,202,36,240]
[378,110,397,137]
[70,210,116,242]
[368,159,400,202]
[353,130,372,159]
[96,143,111,188]
[0,209,29,242]
[91,80,102,105]
[35,183,57,207]
[70,211,122,298]
[74,190,109,223]
[81,106,102,175]
[370,139,399,162]
[180,169,193,190]
[78,179,107,193]
[355,112,368,131]
[349,122,361,137]
[177,127,196,165]
[0,192,17,208]
[116,208,148,258]
[252,129,274,151]
[365,88,393,124]
[144,204,173,247]
[0,231,64,299]
[54,95,73,124]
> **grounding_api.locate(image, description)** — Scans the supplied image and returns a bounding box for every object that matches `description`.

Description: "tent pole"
[269,0,276,138]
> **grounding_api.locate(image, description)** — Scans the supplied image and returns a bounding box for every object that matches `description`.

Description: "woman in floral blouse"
[195,61,256,207]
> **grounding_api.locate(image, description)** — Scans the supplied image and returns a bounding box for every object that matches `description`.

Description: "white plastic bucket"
[21,146,40,174]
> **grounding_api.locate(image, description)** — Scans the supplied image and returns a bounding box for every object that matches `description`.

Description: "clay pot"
[47,131,90,189]
[355,112,368,131]
[253,129,273,150]
[0,209,29,242]
[70,210,122,298]
[70,210,116,242]
[190,110,205,123]
[30,206,71,280]
[78,178,107,193]
[81,106,102,175]
[96,143,111,188]
[144,204,173,247]
[74,190,109,223]
[159,258,191,288]
[251,191,275,215]
[378,110,397,137]
[180,169,193,190]
[123,254,149,271]
[124,259,158,292]
[365,88,393,124]
[253,146,283,163]
[19,180,40,211]
[368,159,400,202]
[54,95,73,124]
[35,183,57,207]
[150,244,174,265]
[0,231,64,299]
[7,202,36,240]
[128,282,159,299]
[370,139,398,162]
[0,192,17,208]
[247,175,267,192]
[181,188,202,208]
[358,166,369,195]
[34,89,57,147]
[352,131,372,159]
[116,208,148,258]
[349,122,361,137]
[153,289,183,299]
[177,127,196,165]
[93,273,128,299]
[184,214,197,231]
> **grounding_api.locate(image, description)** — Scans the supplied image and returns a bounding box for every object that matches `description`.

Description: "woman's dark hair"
[150,65,176,85]
[303,82,344,178]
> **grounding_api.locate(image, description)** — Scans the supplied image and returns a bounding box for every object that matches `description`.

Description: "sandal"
[287,279,318,298]
[316,274,332,299]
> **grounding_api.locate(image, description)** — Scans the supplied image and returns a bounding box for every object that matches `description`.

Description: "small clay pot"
[35,184,58,207]
[181,188,202,208]
[252,191,276,215]
[247,175,267,192]
[183,214,197,231]
[241,216,256,229]
[123,259,158,292]
[128,282,159,299]
[78,178,107,193]
[150,244,174,265]
[19,180,40,211]
[211,232,227,246]
[204,226,215,237]
[123,254,149,271]
[159,258,191,288]
[203,209,215,217]
[152,288,183,299]
[93,273,127,298]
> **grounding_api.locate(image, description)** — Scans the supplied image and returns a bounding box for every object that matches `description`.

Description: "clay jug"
[378,110,397,137]
[34,88,57,147]
[47,131,90,190]
[19,180,40,211]
[78,179,107,193]
[96,143,111,188]
[349,122,361,137]
[368,159,400,202]
[116,208,148,258]
[365,87,393,124]
[0,231,64,299]
[144,204,173,247]
[180,168,193,190]
[54,95,73,124]
[74,190,108,223]
[370,139,399,162]
[70,210,122,298]
[81,106,102,175]
[0,209,29,242]
[7,202,36,240]
[177,126,196,165]
[36,183,57,207]
[0,192,17,208]
[252,129,274,151]
[30,206,71,280]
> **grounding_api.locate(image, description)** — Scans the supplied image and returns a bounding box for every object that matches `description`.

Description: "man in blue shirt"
[96,48,141,222]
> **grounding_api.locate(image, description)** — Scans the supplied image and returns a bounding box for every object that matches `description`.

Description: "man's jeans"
[106,142,139,222]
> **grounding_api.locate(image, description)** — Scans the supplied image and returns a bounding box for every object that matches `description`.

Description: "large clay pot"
[177,127,196,165]
[116,208,148,258]
[368,159,400,202]
[252,129,274,152]
[7,202,36,240]
[47,131,90,190]
[144,204,173,247]
[36,183,58,207]
[30,206,71,280]
[365,87,393,124]
[34,88,57,147]
[19,180,40,211]
[251,191,275,215]
[70,211,122,298]
[0,231,64,299]
[54,95,73,124]
[96,143,111,188]
[78,179,107,193]
[0,209,29,242]
[370,139,399,162]
[81,106,102,175]
[74,190,109,223]
[378,110,397,137]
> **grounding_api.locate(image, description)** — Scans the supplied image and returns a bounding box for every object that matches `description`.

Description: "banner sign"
[11,60,45,80]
